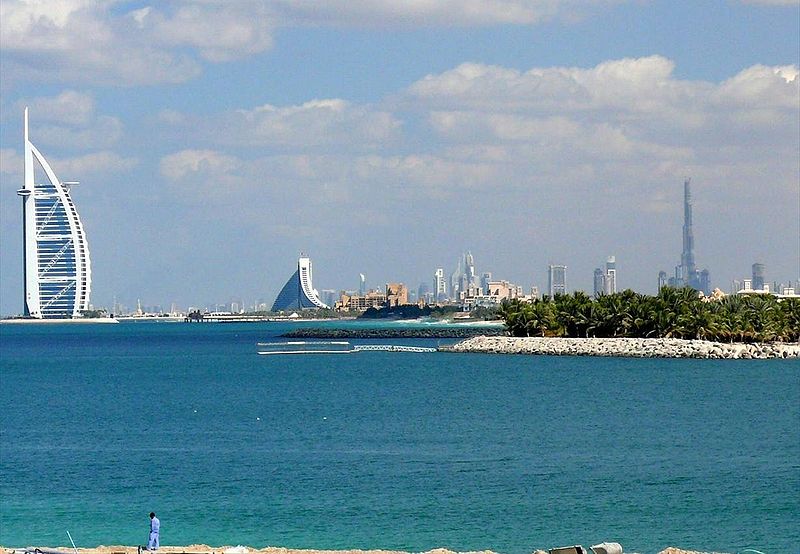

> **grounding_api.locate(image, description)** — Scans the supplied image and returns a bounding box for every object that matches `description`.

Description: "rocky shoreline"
[441,335,800,359]
[281,327,505,339]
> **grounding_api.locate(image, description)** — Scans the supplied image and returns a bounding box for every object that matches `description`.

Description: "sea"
[1,320,798,554]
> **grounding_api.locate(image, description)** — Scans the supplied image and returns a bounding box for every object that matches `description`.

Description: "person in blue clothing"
[147,512,160,550]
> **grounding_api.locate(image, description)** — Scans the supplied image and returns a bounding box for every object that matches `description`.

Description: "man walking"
[147,512,160,550]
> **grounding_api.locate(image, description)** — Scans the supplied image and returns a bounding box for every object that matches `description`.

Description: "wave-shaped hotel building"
[17,108,92,319]
[271,256,329,311]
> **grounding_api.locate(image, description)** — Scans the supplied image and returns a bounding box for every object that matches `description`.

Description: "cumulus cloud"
[1,147,137,178]
[20,90,95,125]
[17,90,125,150]
[272,0,621,27]
[160,149,242,181]
[165,99,402,151]
[154,57,798,211]
[0,0,627,87]
[50,151,138,176]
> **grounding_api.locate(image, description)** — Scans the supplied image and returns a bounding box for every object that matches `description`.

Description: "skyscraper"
[18,108,92,318]
[658,271,668,291]
[752,263,765,291]
[680,178,696,286]
[433,268,447,301]
[660,179,711,294]
[548,264,567,297]
[480,272,492,294]
[604,256,617,294]
[593,268,605,297]
[358,273,366,296]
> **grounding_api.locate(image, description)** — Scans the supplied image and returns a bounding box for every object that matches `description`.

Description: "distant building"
[548,264,567,297]
[386,283,409,307]
[461,279,524,310]
[530,285,540,299]
[434,268,447,301]
[480,272,492,294]
[271,256,328,311]
[336,290,386,312]
[593,268,605,297]
[320,289,338,308]
[358,273,366,296]
[604,256,617,294]
[658,271,668,291]
[417,282,432,305]
[752,263,765,291]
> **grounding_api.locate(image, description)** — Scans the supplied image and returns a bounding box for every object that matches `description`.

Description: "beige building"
[386,283,409,307]
[335,290,387,312]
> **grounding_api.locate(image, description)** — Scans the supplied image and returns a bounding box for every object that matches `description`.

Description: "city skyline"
[1,1,798,315]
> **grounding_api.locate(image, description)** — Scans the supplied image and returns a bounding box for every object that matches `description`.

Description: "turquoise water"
[1,321,798,553]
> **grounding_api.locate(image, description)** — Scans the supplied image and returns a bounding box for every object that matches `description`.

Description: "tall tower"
[433,268,447,301]
[548,264,567,297]
[18,108,92,318]
[680,178,696,286]
[752,263,765,291]
[604,256,617,294]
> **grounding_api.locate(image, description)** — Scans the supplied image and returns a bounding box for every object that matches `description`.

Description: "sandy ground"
[1,545,727,554]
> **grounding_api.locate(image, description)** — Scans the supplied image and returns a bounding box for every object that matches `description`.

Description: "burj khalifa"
[659,179,711,294]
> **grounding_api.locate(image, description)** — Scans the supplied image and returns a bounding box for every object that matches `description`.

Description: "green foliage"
[359,304,462,320]
[81,309,109,318]
[500,288,799,342]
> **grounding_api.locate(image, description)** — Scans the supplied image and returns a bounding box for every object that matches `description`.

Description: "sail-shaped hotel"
[17,108,92,318]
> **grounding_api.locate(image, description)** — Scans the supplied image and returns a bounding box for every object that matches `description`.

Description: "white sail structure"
[17,108,92,318]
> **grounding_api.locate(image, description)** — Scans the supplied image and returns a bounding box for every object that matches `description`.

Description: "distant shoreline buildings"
[12,111,797,318]
[17,108,92,319]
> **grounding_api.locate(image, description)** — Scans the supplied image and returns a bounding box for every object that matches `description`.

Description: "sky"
[1,0,798,314]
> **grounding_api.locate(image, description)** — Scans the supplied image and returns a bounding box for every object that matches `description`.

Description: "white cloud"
[160,149,242,182]
[20,90,95,125]
[154,57,798,211]
[166,99,402,150]
[1,147,137,179]
[0,148,23,175]
[272,0,621,27]
[0,0,629,87]
[49,151,138,176]
[740,0,798,5]
[17,90,125,150]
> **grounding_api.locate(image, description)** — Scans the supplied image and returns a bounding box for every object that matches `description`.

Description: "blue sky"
[1,0,798,314]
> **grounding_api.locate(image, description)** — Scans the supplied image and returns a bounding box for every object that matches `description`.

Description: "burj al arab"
[17,108,92,319]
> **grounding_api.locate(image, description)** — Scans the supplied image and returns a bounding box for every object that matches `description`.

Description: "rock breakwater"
[441,336,800,359]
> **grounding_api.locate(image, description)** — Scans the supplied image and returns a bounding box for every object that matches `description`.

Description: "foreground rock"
[441,336,800,359]
[282,327,504,339]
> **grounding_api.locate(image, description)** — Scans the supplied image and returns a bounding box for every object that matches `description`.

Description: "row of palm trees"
[498,287,800,342]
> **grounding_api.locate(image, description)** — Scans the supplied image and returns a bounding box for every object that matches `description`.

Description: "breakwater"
[441,335,800,359]
[281,326,505,339]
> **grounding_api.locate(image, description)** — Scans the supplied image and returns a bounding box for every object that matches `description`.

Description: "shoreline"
[441,335,800,359]
[0,546,726,554]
